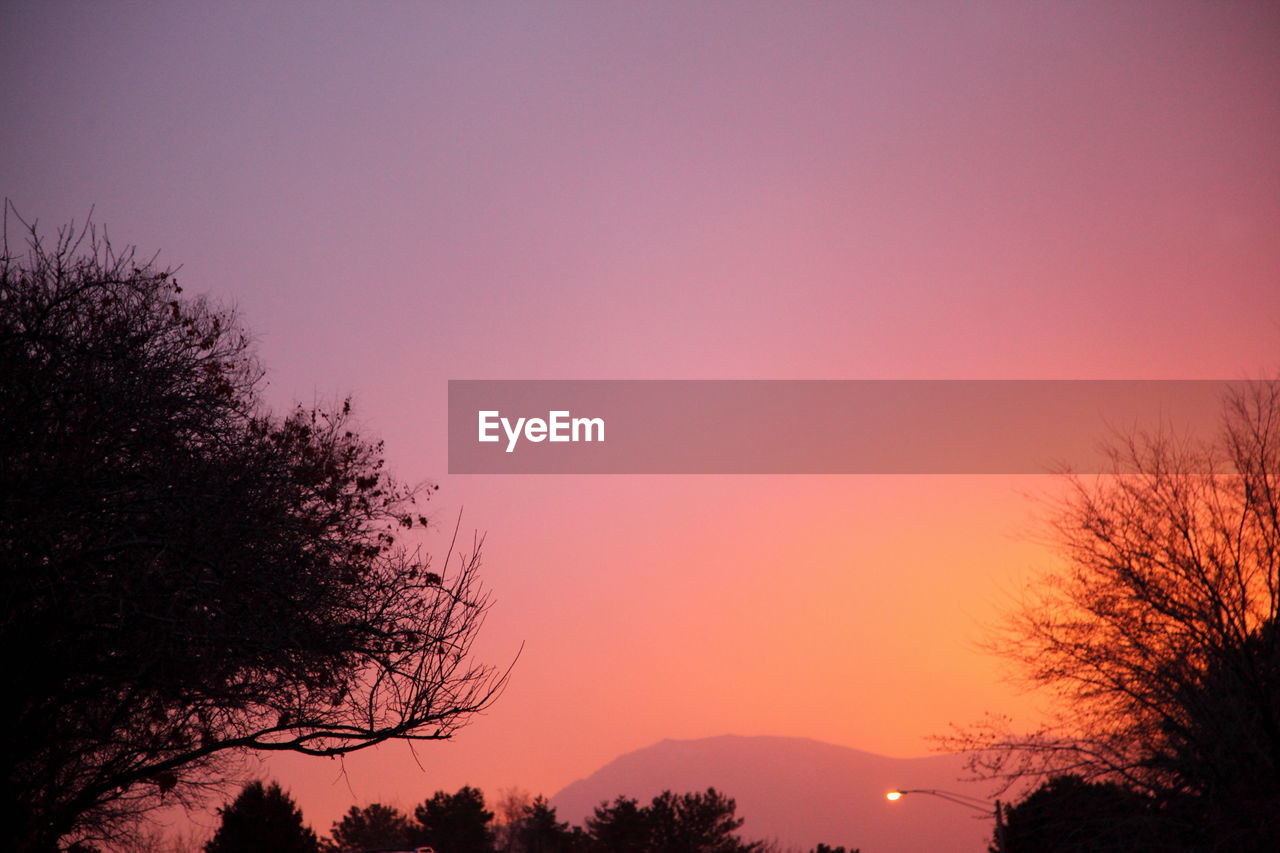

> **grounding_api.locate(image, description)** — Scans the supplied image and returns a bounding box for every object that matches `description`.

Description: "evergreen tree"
[327,803,415,852]
[205,781,318,853]
[414,786,496,853]
[513,797,580,853]
[646,789,761,853]
[584,789,761,853]
[584,796,649,853]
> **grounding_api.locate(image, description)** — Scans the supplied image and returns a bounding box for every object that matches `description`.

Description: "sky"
[3,0,1280,840]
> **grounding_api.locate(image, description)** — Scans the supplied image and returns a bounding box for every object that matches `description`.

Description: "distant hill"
[550,735,994,853]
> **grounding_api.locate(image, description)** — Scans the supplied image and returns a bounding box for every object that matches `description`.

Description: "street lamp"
[885,788,1007,852]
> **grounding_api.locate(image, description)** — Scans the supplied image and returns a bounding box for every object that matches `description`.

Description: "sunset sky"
[3,0,1279,836]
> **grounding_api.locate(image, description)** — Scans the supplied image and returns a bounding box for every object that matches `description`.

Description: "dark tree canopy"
[997,776,1163,853]
[205,781,318,853]
[326,803,416,853]
[584,789,762,853]
[584,796,650,853]
[278,784,847,853]
[510,797,582,853]
[952,382,1280,849]
[0,217,502,851]
[413,785,497,853]
[645,789,759,853]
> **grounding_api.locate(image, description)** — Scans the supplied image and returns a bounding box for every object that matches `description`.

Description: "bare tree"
[493,787,534,853]
[0,213,505,852]
[948,381,1280,847]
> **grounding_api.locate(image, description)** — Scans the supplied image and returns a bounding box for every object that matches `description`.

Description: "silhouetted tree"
[1156,617,1280,849]
[0,215,503,852]
[584,789,761,853]
[810,845,858,853]
[493,788,533,853]
[413,786,496,853]
[647,789,761,853]
[204,781,317,853]
[584,796,649,853]
[996,776,1165,853]
[510,797,582,853]
[951,382,1280,849]
[326,803,415,852]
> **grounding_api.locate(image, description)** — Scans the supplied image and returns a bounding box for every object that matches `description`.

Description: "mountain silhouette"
[551,735,994,853]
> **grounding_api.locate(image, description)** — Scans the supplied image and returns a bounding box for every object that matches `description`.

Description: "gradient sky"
[3,0,1279,839]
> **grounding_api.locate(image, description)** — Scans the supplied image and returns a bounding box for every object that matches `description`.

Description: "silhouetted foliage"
[326,803,415,852]
[509,797,584,853]
[205,781,318,853]
[318,787,847,853]
[951,382,1280,849]
[647,789,760,853]
[584,796,650,853]
[996,776,1165,853]
[1154,617,1280,848]
[584,789,762,853]
[0,215,502,852]
[413,786,496,853]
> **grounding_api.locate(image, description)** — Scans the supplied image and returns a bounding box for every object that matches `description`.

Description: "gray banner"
[448,380,1244,474]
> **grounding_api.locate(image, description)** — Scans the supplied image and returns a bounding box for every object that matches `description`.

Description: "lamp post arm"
[896,788,994,813]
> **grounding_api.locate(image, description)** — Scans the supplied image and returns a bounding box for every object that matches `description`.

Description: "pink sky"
[3,0,1279,840]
